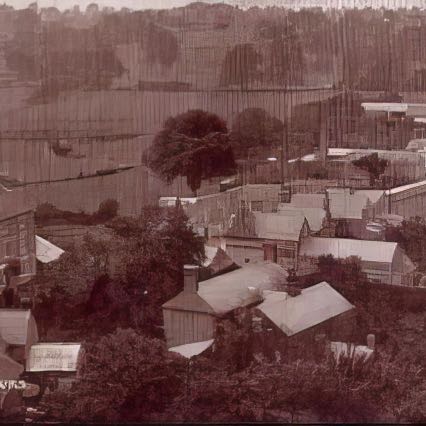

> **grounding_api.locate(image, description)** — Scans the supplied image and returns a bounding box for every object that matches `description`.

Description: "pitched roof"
[163,263,287,316]
[257,282,354,337]
[0,309,33,345]
[278,205,326,232]
[326,188,370,220]
[35,236,64,264]
[162,292,215,314]
[253,211,307,241]
[406,139,426,151]
[289,193,326,209]
[385,179,426,195]
[198,262,287,315]
[26,343,82,372]
[300,237,398,263]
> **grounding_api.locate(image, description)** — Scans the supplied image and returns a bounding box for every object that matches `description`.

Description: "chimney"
[183,265,199,294]
[367,334,375,350]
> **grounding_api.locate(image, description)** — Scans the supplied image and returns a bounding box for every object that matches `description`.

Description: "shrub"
[96,199,119,220]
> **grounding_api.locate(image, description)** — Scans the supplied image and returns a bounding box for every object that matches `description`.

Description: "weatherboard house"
[253,282,356,361]
[298,237,416,286]
[162,263,287,348]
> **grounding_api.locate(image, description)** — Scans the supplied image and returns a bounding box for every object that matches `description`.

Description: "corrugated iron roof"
[253,211,307,241]
[289,193,326,209]
[198,262,287,315]
[278,205,326,232]
[0,309,32,345]
[35,236,64,264]
[385,179,426,195]
[327,188,369,219]
[26,343,82,372]
[162,292,215,314]
[300,237,398,263]
[257,282,354,336]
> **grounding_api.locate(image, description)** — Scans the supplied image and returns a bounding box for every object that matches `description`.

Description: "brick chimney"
[183,265,199,294]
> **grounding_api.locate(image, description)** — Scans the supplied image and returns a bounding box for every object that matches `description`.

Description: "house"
[0,211,36,279]
[299,237,416,286]
[253,282,356,361]
[225,210,310,269]
[0,309,39,364]
[162,263,287,348]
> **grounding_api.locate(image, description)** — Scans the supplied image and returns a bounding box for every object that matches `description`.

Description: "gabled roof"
[289,193,326,209]
[0,309,33,345]
[278,205,326,232]
[36,236,64,264]
[300,237,398,263]
[198,262,287,315]
[162,292,215,314]
[257,282,354,337]
[385,179,426,195]
[26,343,82,372]
[326,188,370,220]
[163,262,288,317]
[253,211,307,241]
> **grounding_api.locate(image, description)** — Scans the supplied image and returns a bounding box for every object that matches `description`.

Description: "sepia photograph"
[0,0,425,423]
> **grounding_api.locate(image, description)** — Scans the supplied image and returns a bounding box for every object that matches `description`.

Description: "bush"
[96,199,119,220]
[35,203,61,221]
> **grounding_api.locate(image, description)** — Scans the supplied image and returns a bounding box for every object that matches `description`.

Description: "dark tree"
[220,43,262,88]
[352,153,389,186]
[230,108,284,158]
[42,329,186,422]
[149,110,237,192]
[385,217,426,272]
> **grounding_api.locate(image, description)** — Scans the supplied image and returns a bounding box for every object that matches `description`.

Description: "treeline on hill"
[29,204,426,423]
[6,5,426,95]
[35,199,119,226]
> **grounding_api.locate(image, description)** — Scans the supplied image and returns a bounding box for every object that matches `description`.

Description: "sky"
[3,0,426,11]
[3,0,227,11]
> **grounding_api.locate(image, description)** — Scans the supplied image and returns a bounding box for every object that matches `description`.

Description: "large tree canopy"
[230,108,284,158]
[219,43,262,88]
[149,109,237,192]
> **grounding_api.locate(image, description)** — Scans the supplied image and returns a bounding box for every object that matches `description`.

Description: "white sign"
[27,344,81,372]
[0,380,26,391]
